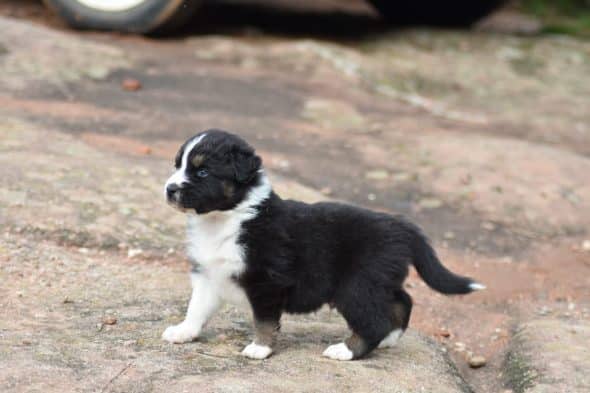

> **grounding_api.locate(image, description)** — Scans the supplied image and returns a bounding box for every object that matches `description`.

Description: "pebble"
[582,240,590,252]
[454,342,466,352]
[127,248,143,258]
[468,355,487,368]
[392,172,410,182]
[443,231,455,240]
[122,78,142,91]
[418,198,443,209]
[102,316,117,325]
[537,306,552,316]
[365,170,389,180]
[139,146,152,155]
[481,222,496,231]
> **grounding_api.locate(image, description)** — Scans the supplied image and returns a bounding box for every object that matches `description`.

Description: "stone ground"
[1,1,590,392]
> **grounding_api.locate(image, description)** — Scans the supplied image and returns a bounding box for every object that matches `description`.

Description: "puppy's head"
[164,130,262,214]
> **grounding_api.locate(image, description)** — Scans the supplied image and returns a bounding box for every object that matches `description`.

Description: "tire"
[367,0,507,26]
[43,0,201,34]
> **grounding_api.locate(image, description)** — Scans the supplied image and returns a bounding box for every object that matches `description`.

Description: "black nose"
[166,184,181,199]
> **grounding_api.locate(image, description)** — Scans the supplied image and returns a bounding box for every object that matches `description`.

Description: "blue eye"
[196,168,209,178]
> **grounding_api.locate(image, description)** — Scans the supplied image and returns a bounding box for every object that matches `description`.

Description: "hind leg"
[378,290,413,349]
[323,285,395,360]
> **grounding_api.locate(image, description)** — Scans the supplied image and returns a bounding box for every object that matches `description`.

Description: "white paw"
[322,343,354,361]
[378,329,403,349]
[161,322,200,343]
[241,342,273,360]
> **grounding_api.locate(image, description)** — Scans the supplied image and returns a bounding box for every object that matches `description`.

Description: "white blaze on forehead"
[165,134,207,189]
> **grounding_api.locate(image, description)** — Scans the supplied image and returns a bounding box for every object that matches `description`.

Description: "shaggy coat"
[161,129,483,360]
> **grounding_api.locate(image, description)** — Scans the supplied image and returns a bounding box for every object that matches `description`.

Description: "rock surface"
[504,318,590,393]
[0,233,470,393]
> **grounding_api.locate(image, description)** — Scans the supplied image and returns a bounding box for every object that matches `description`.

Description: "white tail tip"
[469,282,486,291]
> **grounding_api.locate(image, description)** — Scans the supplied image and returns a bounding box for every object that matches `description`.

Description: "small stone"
[122,78,142,91]
[582,240,590,252]
[63,297,74,304]
[320,187,332,195]
[22,339,32,345]
[537,306,551,316]
[454,342,466,352]
[86,66,109,80]
[419,198,443,209]
[438,329,451,338]
[102,316,117,325]
[443,231,455,240]
[392,172,410,182]
[367,193,376,201]
[127,248,142,258]
[468,355,486,368]
[139,146,152,155]
[365,170,389,180]
[481,222,496,231]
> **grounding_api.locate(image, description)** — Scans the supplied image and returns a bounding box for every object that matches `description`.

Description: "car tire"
[43,0,201,34]
[367,0,507,26]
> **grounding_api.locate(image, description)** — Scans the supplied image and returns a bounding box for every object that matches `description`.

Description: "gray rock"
[504,318,590,392]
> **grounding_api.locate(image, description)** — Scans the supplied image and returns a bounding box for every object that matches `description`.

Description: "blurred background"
[1,1,589,392]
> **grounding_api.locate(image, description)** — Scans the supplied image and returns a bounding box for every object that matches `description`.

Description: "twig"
[193,349,232,359]
[101,363,133,393]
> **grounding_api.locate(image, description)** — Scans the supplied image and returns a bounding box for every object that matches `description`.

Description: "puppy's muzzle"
[166,183,182,203]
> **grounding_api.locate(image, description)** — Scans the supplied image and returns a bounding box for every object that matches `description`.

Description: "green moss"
[504,349,539,393]
[520,0,590,37]
[510,56,546,77]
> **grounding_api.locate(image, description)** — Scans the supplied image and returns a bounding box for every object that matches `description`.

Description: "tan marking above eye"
[191,154,205,167]
[222,182,235,198]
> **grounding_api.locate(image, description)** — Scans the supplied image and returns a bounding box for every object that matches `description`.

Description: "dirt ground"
[1,1,590,392]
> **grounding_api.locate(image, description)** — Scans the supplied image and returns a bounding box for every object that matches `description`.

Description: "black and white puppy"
[162,129,484,361]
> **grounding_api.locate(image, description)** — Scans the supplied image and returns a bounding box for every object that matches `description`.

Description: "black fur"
[170,129,481,359]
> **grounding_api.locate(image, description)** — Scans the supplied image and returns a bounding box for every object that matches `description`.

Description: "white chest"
[187,214,246,273]
[186,213,249,306]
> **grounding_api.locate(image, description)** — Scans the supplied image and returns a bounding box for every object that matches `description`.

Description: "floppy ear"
[232,150,262,183]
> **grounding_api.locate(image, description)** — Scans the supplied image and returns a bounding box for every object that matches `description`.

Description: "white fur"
[164,133,207,194]
[162,272,221,343]
[323,343,354,361]
[241,342,273,359]
[162,174,272,343]
[378,329,403,348]
[469,282,486,291]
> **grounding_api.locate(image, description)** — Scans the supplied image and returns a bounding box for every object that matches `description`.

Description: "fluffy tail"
[407,222,485,295]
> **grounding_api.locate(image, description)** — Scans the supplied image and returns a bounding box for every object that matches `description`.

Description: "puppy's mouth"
[165,186,191,212]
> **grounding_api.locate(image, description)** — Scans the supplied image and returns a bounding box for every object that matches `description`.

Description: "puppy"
[162,129,484,360]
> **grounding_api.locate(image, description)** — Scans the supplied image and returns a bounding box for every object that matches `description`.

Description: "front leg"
[162,272,221,343]
[241,291,282,360]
